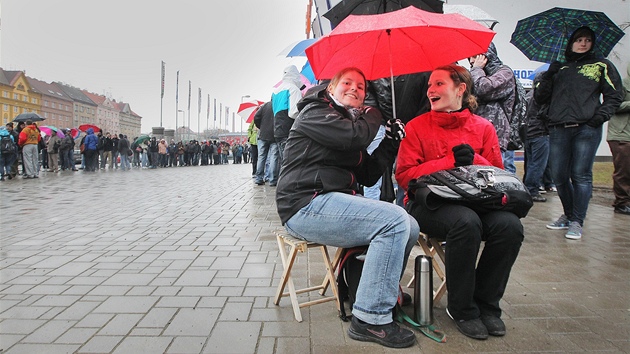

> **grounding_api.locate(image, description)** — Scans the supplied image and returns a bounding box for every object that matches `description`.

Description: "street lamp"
[240,95,251,144]
[177,110,185,141]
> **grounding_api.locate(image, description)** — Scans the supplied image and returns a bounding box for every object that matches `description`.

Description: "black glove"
[543,61,562,79]
[385,119,406,141]
[452,144,474,167]
[586,115,606,128]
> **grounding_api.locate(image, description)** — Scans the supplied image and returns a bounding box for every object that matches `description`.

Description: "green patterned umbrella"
[510,7,625,63]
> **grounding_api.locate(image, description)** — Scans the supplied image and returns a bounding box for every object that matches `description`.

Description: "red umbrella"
[237,100,265,124]
[78,124,101,132]
[306,6,495,81]
[305,6,495,119]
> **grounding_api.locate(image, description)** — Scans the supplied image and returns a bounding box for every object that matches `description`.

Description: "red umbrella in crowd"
[237,100,265,124]
[305,6,495,119]
[78,124,101,132]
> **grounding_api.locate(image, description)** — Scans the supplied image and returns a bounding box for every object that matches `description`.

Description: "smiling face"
[427,69,466,112]
[327,69,366,108]
[572,36,593,54]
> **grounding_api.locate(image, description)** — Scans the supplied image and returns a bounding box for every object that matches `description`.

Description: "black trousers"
[408,202,523,320]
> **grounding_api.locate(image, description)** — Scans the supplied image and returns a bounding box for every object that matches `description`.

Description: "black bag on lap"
[407,165,533,218]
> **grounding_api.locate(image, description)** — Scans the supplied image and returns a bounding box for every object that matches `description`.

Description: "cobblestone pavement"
[1,164,629,353]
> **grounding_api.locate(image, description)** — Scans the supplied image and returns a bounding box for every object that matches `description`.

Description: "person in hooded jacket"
[535,26,623,240]
[82,128,99,172]
[271,65,303,162]
[397,64,523,341]
[276,67,418,349]
[468,42,517,173]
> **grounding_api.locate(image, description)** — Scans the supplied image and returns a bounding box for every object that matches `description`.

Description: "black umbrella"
[13,112,45,123]
[323,0,444,28]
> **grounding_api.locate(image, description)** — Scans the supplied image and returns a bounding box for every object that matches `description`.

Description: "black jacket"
[525,74,548,139]
[275,87,399,224]
[535,27,623,127]
[253,102,275,142]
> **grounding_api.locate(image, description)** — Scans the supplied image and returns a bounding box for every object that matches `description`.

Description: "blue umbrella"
[527,63,549,80]
[278,38,318,57]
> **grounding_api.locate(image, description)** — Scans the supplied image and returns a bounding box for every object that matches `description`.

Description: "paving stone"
[93,296,158,314]
[163,308,220,336]
[22,320,75,343]
[77,335,124,353]
[55,328,100,344]
[6,343,81,353]
[98,314,143,336]
[203,322,261,353]
[166,336,206,354]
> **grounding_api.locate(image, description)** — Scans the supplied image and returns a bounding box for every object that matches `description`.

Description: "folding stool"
[273,230,344,322]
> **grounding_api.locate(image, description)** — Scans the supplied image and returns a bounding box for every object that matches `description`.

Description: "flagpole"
[160,61,165,127]
[187,81,191,141]
[197,88,201,141]
[175,70,179,140]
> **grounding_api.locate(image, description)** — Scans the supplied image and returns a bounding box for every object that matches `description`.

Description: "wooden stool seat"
[273,230,344,322]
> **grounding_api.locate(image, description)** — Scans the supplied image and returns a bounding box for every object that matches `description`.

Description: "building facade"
[26,77,74,130]
[0,69,41,125]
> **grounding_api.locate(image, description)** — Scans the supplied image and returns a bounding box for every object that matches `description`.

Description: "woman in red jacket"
[396,64,523,340]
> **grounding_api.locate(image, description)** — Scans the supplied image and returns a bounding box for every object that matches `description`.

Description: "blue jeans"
[363,125,385,200]
[548,124,601,225]
[255,139,278,184]
[120,153,130,171]
[285,192,419,325]
[502,150,516,174]
[524,135,550,195]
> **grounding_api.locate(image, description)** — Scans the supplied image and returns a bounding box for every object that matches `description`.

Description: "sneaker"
[531,194,547,202]
[347,316,416,348]
[545,186,557,192]
[538,186,547,194]
[480,315,506,336]
[614,205,630,215]
[446,308,488,340]
[565,221,582,240]
[546,215,570,230]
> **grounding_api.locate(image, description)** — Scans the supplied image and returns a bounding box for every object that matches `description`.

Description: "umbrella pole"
[387,29,397,121]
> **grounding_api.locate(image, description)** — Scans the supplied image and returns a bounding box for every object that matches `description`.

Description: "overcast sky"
[1,0,309,133]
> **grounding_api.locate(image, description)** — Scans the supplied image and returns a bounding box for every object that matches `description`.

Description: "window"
[23,96,28,102]
[2,91,7,98]
[32,98,37,104]
[3,104,7,111]
[44,101,48,107]
[14,93,19,100]
[14,107,18,113]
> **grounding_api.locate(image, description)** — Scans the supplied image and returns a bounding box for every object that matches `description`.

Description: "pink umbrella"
[40,126,65,139]
[237,100,265,123]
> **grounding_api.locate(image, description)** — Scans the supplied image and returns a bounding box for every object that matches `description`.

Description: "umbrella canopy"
[443,4,499,29]
[237,101,265,124]
[40,126,65,139]
[278,38,318,57]
[527,63,550,80]
[78,124,100,132]
[323,0,444,28]
[510,7,625,63]
[134,135,151,146]
[13,112,45,123]
[306,6,495,81]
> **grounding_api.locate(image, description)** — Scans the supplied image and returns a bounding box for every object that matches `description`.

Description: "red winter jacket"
[396,109,503,195]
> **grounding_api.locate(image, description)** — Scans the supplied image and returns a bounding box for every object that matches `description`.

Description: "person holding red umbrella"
[397,64,523,340]
[276,67,418,348]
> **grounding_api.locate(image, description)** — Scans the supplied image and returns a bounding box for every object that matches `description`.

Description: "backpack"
[1,135,15,154]
[337,246,369,321]
[53,139,61,153]
[505,77,528,151]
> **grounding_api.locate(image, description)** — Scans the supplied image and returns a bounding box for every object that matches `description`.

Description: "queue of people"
[0,122,254,179]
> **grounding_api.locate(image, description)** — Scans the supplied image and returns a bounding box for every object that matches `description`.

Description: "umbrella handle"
[387,29,397,121]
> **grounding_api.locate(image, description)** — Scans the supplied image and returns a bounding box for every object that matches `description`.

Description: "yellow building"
[0,69,41,125]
